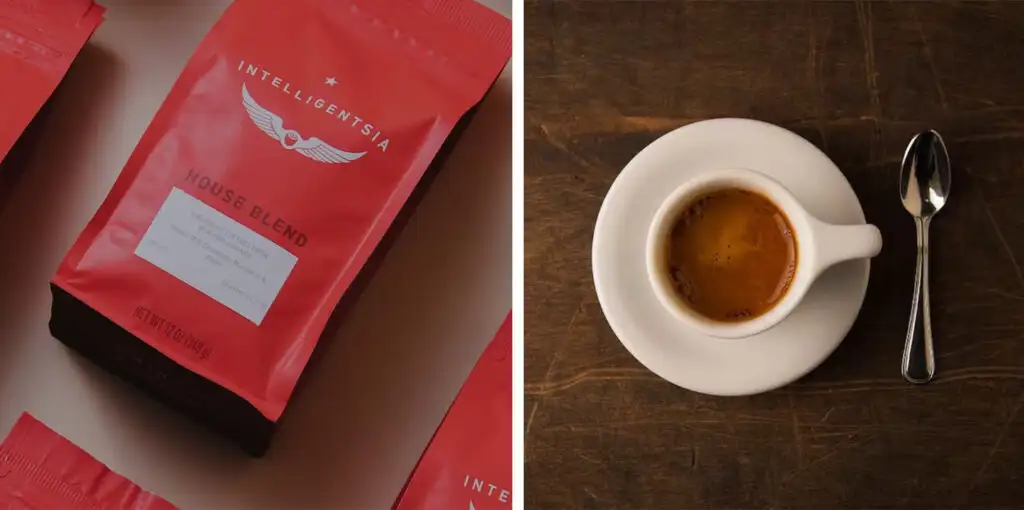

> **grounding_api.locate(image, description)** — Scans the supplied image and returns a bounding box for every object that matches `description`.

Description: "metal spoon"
[899,130,951,384]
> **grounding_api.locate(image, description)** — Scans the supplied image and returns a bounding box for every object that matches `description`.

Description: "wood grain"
[525,1,1024,508]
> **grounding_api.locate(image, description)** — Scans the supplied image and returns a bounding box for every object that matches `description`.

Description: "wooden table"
[525,2,1024,508]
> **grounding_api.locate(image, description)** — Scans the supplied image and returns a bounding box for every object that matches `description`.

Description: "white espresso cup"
[646,168,883,339]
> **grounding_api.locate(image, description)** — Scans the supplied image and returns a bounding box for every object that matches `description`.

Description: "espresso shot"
[665,188,797,322]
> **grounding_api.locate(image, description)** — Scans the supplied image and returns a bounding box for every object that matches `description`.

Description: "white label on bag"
[135,187,297,325]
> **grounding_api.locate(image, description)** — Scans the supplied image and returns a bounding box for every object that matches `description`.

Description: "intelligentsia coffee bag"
[0,0,105,209]
[50,0,510,456]
[0,413,176,509]
[393,312,512,510]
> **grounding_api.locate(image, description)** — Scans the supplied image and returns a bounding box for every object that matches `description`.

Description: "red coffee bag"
[49,0,510,457]
[393,312,512,510]
[0,0,105,208]
[0,413,176,509]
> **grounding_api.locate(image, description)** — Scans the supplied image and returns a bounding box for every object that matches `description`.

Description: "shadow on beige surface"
[0,43,124,383]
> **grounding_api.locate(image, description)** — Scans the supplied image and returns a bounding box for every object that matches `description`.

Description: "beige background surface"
[0,0,511,508]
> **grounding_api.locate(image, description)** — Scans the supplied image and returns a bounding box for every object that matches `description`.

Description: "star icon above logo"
[325,76,337,86]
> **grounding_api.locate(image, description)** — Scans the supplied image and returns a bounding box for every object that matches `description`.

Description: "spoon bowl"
[900,131,951,218]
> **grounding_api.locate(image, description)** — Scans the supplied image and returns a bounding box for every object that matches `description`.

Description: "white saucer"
[592,118,871,396]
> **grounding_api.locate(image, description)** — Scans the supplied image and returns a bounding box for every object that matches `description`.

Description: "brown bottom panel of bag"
[49,284,277,457]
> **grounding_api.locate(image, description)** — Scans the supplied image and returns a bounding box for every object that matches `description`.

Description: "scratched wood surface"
[525,1,1024,508]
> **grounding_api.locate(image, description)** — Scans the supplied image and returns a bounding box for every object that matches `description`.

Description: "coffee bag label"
[135,187,298,325]
[52,0,511,424]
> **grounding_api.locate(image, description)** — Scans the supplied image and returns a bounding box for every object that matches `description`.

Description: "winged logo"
[469,502,476,510]
[241,82,366,164]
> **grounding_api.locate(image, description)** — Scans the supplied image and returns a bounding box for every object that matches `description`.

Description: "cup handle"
[810,218,883,273]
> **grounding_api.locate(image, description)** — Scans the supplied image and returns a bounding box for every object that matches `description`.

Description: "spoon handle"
[902,216,934,383]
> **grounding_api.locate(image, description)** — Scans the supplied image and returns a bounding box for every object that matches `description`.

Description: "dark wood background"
[525,1,1024,508]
